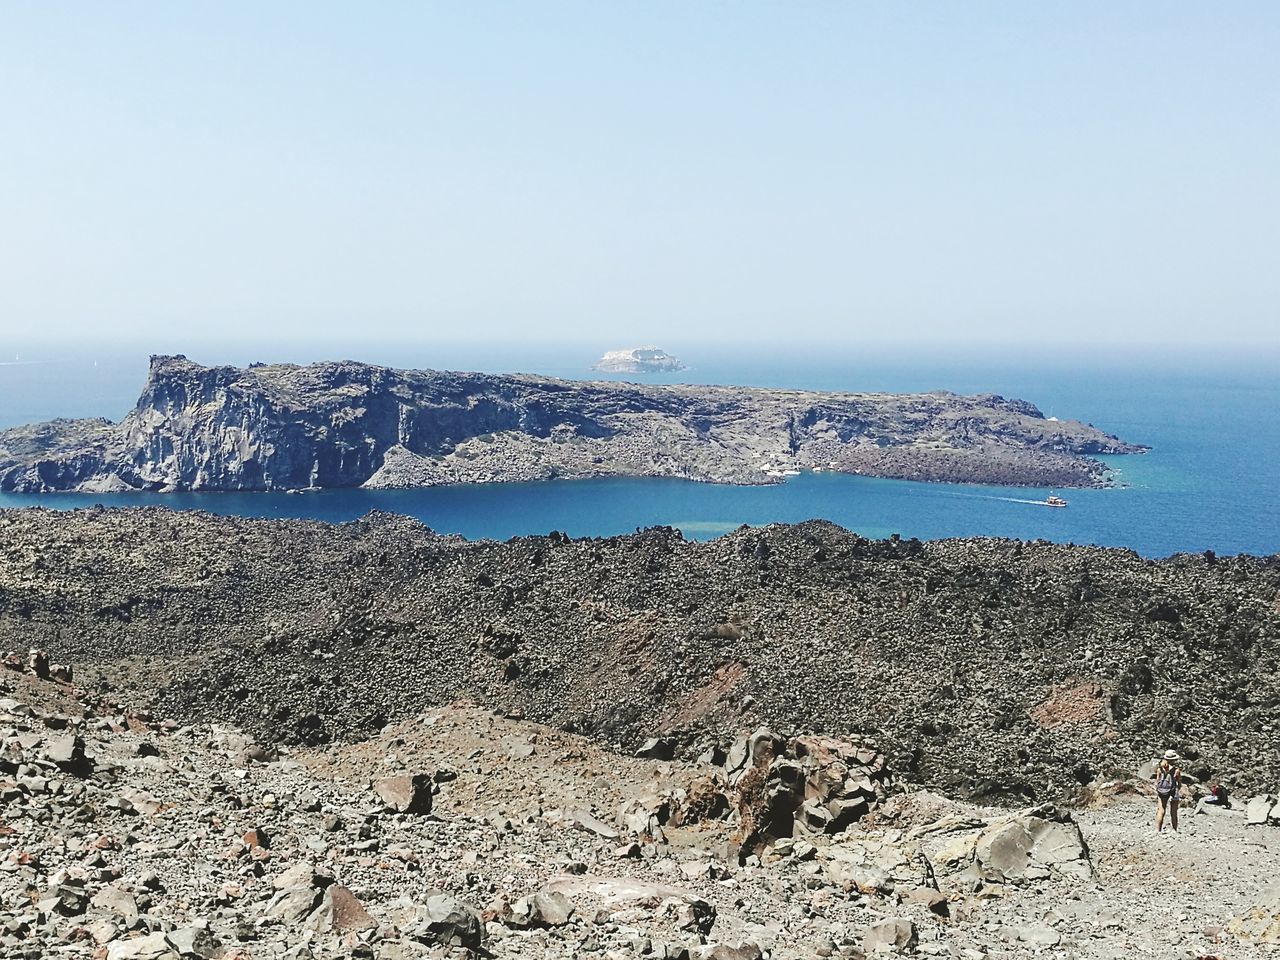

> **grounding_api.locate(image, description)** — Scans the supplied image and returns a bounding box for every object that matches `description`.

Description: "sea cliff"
[0,354,1145,493]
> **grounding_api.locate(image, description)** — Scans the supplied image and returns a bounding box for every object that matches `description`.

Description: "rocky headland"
[0,355,1144,493]
[4,511,1280,958]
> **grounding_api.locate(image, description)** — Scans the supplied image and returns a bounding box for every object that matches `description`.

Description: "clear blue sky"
[2,2,1277,345]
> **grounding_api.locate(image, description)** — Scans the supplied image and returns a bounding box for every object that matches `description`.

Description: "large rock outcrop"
[0,355,1144,492]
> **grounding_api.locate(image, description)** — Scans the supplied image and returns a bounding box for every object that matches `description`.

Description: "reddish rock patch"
[1029,682,1106,728]
[660,661,748,731]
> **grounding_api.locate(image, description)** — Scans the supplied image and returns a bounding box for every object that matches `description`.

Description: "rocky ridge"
[0,355,1143,492]
[1,509,1278,803]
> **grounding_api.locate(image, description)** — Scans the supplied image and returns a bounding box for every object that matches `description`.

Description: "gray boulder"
[166,927,223,959]
[972,806,1093,882]
[410,893,484,951]
[105,933,181,960]
[90,886,139,924]
[1017,923,1062,947]
[265,886,322,924]
[1246,794,1275,826]
[374,773,434,815]
[507,889,575,928]
[44,733,94,776]
[862,917,917,954]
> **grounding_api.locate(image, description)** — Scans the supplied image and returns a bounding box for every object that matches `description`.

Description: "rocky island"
[0,355,1144,493]
[592,346,687,373]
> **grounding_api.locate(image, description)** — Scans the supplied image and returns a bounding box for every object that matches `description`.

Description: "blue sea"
[2,339,1278,558]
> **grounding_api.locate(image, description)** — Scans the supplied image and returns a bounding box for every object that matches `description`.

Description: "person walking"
[1154,749,1182,832]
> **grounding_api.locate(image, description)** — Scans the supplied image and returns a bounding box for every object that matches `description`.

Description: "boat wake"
[944,492,1066,507]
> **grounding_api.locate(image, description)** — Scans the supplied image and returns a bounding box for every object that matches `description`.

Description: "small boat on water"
[1043,494,1068,508]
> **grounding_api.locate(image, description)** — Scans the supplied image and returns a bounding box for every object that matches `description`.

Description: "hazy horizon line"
[7,334,1280,352]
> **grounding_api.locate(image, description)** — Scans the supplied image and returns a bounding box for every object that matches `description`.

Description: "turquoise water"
[2,340,1278,557]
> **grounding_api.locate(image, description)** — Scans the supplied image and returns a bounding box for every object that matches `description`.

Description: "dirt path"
[957,793,1280,958]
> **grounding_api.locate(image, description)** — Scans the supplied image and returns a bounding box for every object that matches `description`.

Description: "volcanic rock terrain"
[0,355,1144,493]
[4,509,1280,957]
[1,509,1277,804]
[6,647,1280,959]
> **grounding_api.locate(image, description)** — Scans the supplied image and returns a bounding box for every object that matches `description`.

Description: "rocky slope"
[0,355,1143,492]
[6,663,1280,960]
[1,509,1278,803]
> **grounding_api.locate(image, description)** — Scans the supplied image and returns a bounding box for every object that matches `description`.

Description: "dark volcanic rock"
[0,354,1144,492]
[1,509,1277,801]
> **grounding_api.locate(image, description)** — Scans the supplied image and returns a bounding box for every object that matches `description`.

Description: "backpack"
[1155,763,1178,797]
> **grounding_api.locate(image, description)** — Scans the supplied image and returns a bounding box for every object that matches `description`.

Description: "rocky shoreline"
[0,355,1144,493]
